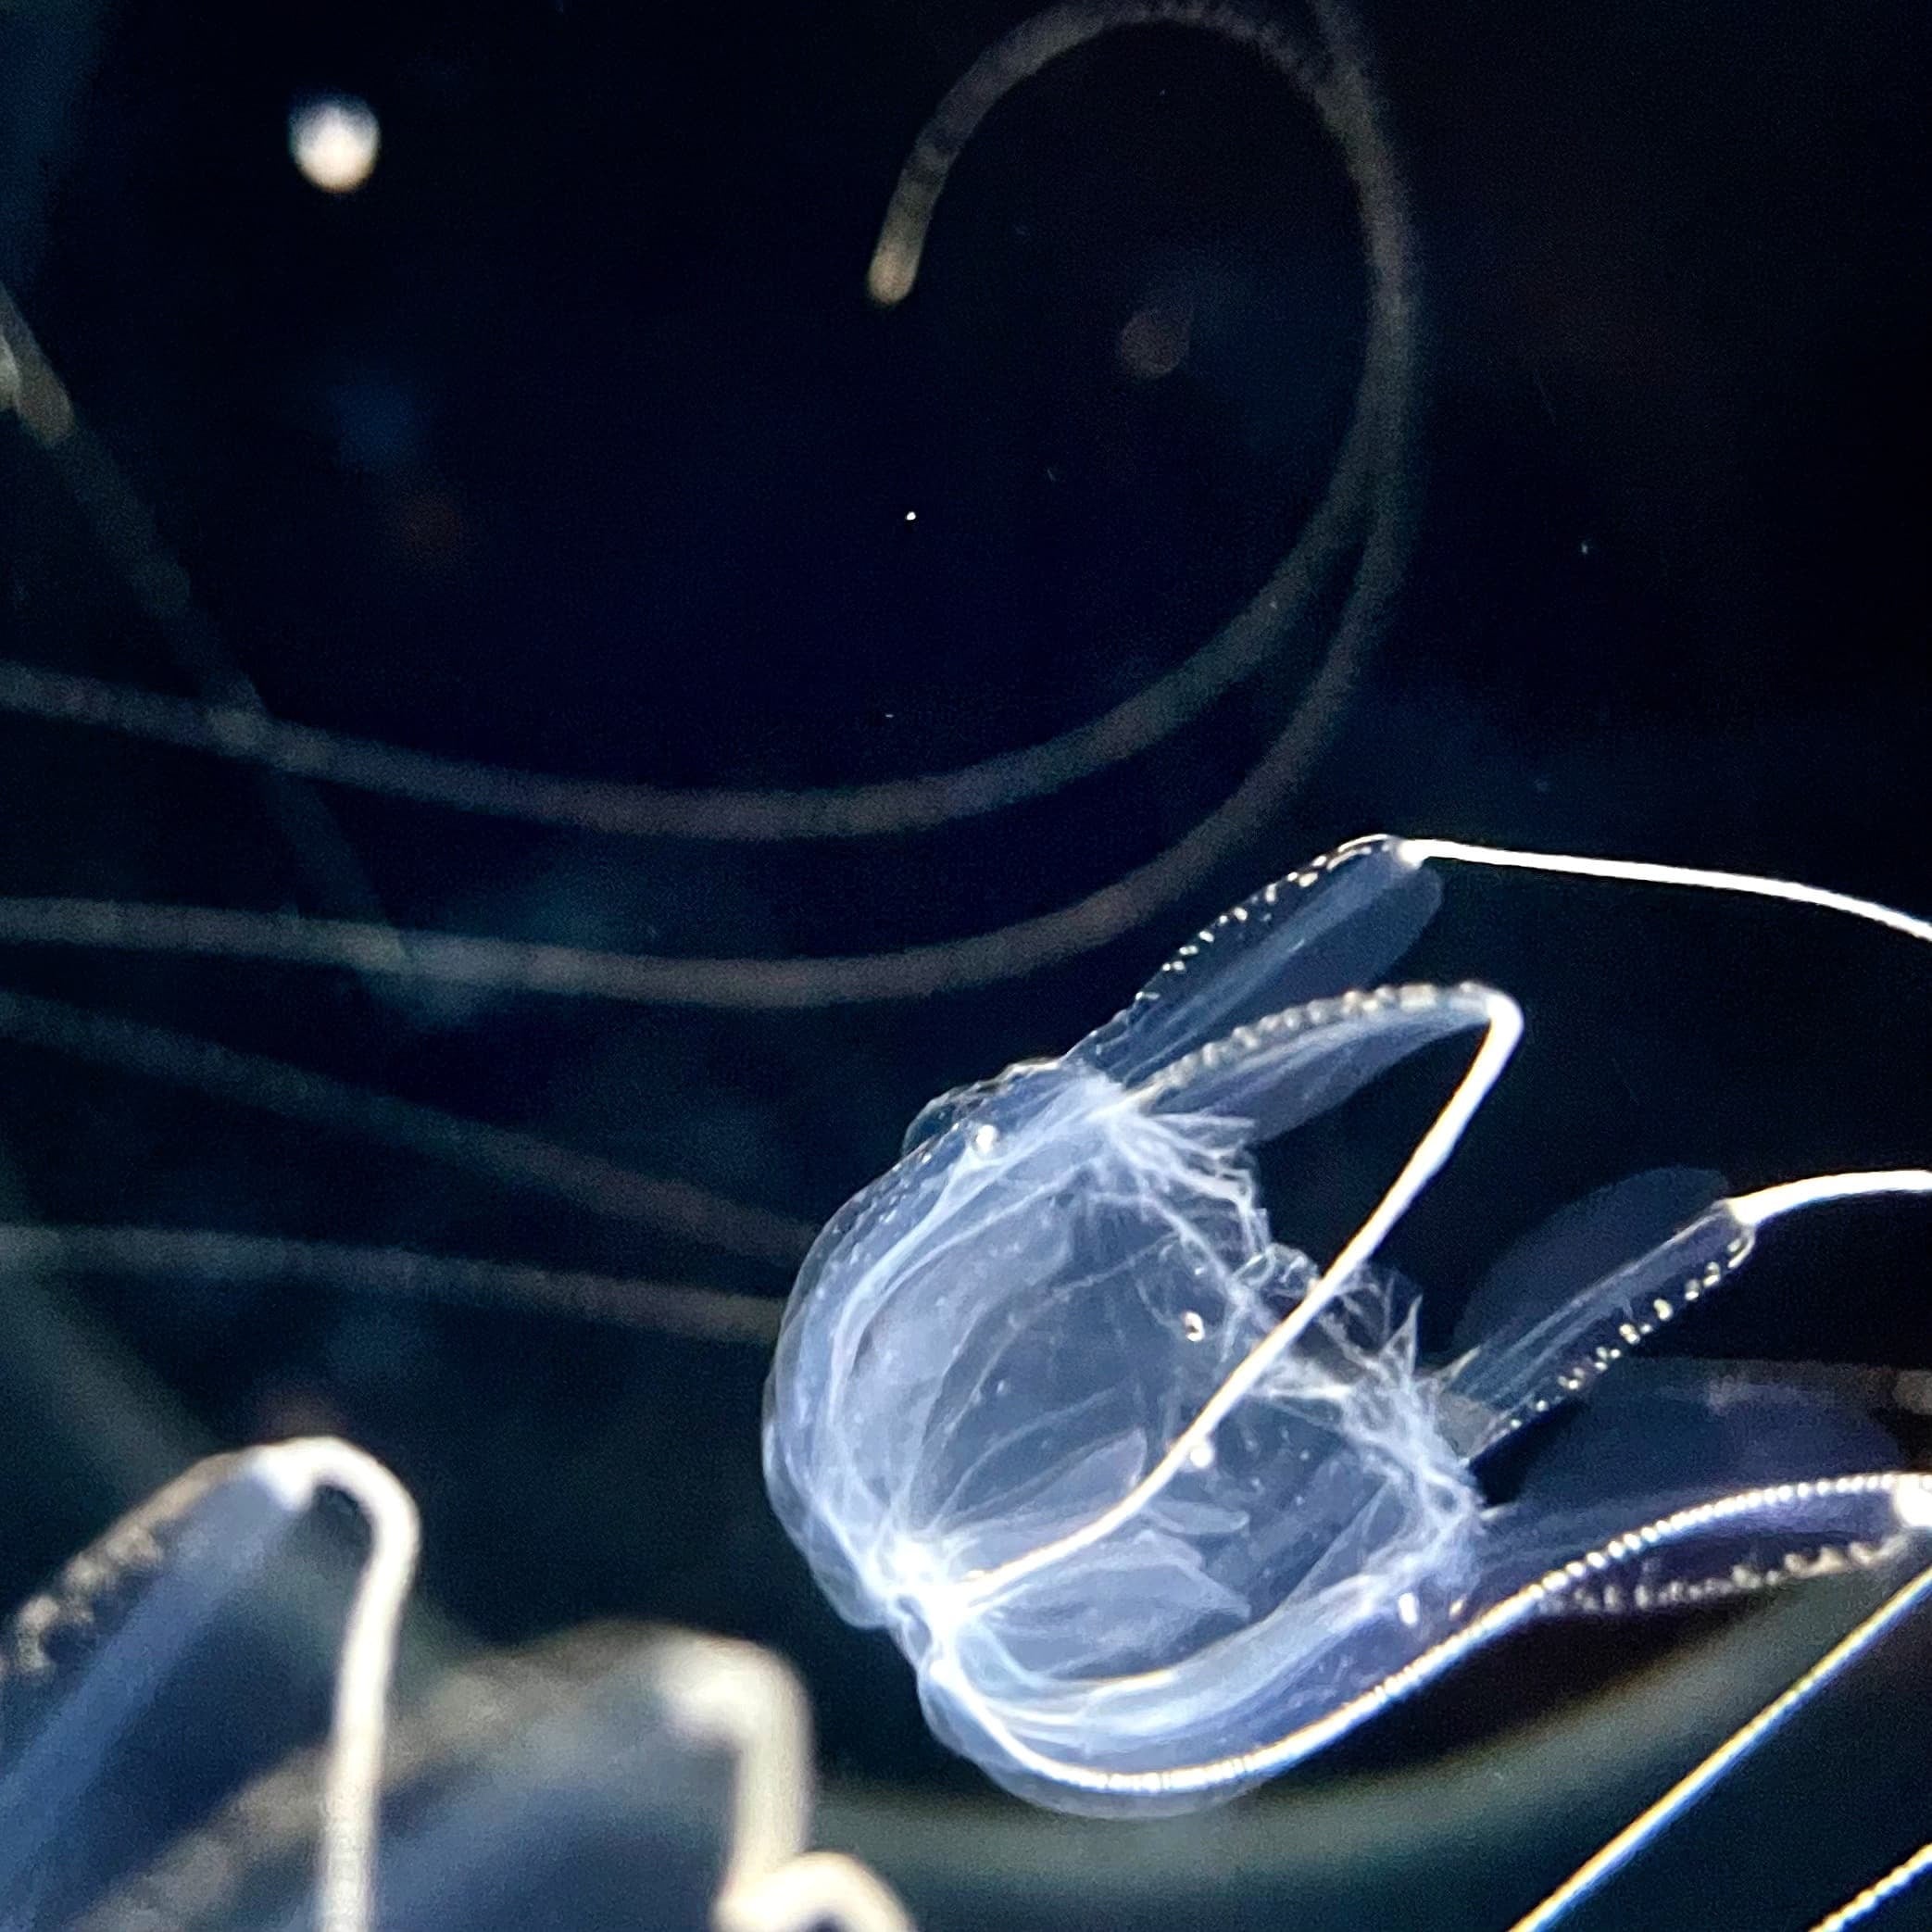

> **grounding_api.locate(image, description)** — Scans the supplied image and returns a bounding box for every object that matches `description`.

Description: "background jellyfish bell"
[0,0,1926,1926]
[0,1436,913,1932]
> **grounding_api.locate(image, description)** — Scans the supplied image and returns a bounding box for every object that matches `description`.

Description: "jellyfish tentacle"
[1808,1837,1932,1932]
[0,1224,783,1344]
[0,985,812,1263]
[1730,1168,1932,1227]
[1310,982,1521,1295]
[1398,834,1932,949]
[1507,1505,1932,1932]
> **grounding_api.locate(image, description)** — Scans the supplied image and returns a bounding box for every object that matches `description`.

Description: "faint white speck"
[290,95,381,195]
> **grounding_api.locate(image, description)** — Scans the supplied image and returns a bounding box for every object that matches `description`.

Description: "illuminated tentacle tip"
[865,232,922,307]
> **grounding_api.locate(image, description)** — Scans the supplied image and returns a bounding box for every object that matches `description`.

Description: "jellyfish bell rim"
[837,1469,1932,1820]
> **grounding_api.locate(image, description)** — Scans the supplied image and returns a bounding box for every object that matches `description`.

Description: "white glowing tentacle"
[1397,835,1932,948]
[1808,1837,1932,1932]
[1510,1542,1932,1932]
[1317,985,1523,1290]
[1729,1170,1932,1227]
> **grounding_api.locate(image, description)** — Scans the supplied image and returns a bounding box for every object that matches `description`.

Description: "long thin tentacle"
[1510,1541,1932,1932]
[2,0,1420,1000]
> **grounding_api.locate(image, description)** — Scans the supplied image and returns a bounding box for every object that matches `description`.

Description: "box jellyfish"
[764,833,1932,1908]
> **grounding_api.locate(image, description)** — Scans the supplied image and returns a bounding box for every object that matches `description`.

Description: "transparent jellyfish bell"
[763,833,1932,1826]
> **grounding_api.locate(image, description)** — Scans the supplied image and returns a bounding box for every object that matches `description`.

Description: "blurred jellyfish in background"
[0,1437,909,1931]
[0,0,1926,1926]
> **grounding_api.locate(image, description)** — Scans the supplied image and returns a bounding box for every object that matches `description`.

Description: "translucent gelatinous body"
[763,834,1932,1820]
[1,1448,909,1932]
